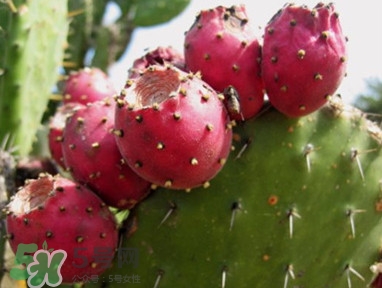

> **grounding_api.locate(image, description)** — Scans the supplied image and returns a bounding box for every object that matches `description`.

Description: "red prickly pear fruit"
[5,174,119,284]
[48,103,85,169]
[184,5,264,121]
[128,46,186,78]
[62,98,151,209]
[114,65,233,190]
[262,3,348,117]
[15,157,58,187]
[63,67,117,105]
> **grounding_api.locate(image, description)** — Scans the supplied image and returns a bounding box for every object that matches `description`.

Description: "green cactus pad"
[0,0,68,156]
[115,0,191,27]
[103,98,382,288]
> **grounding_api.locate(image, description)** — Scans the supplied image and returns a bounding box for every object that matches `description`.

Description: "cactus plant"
[0,0,190,286]
[0,0,69,157]
[1,1,382,288]
[99,96,382,288]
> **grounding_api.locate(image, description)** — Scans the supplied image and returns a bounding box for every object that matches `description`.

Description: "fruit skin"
[114,65,233,190]
[62,67,117,105]
[184,5,264,120]
[101,98,382,287]
[5,174,119,284]
[262,3,347,117]
[48,103,85,169]
[62,99,151,209]
[128,46,186,78]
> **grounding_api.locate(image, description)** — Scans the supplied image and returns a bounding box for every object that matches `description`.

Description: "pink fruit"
[63,67,117,105]
[184,5,264,120]
[114,65,233,190]
[48,103,85,168]
[262,3,348,117]
[128,46,186,78]
[62,98,151,209]
[6,174,118,284]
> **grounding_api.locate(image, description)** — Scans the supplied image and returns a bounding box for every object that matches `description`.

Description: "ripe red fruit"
[6,174,118,284]
[128,46,186,79]
[184,5,264,120]
[62,99,151,209]
[48,103,85,169]
[262,3,348,117]
[114,65,233,190]
[63,67,117,105]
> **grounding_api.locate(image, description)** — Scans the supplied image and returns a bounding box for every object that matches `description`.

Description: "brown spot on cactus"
[204,53,210,60]
[86,207,93,213]
[46,231,53,238]
[91,142,100,149]
[271,56,278,63]
[268,195,279,205]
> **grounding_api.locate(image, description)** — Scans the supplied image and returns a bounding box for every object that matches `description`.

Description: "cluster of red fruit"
[5,2,347,284]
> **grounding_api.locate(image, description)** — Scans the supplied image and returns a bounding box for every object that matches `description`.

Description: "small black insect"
[223,85,244,121]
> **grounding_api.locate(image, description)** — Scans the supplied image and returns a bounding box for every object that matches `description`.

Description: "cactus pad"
[107,98,382,288]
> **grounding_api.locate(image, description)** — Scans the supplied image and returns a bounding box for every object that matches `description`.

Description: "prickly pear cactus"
[104,97,382,288]
[0,0,69,156]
